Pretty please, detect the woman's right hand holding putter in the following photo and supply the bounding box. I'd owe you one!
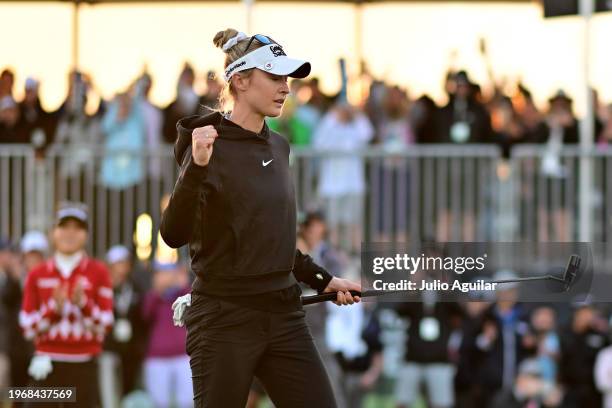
[192,125,218,166]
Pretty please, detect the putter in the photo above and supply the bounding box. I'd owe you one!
[301,254,582,306]
[494,254,581,292]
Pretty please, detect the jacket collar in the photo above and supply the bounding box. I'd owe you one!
[219,113,270,141]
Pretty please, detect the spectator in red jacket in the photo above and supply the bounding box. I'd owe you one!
[19,202,113,408]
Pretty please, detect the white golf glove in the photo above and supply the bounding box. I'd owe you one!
[28,355,53,381]
[172,294,191,327]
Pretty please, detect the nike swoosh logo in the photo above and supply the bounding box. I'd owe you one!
[262,159,273,167]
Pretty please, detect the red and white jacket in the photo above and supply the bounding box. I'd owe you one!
[19,255,114,361]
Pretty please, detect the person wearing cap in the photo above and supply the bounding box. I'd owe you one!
[0,231,49,389]
[20,77,55,157]
[469,270,530,407]
[198,70,223,112]
[437,70,492,145]
[52,71,99,182]
[99,245,146,408]
[19,202,113,407]
[532,90,579,242]
[20,230,49,272]
[160,28,361,407]
[141,260,192,408]
[297,211,350,407]
[434,70,492,242]
[393,244,463,408]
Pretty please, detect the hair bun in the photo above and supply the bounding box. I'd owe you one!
[213,28,239,53]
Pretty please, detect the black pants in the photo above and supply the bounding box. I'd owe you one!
[185,293,337,408]
[22,359,100,408]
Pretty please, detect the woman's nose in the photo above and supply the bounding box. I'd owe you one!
[281,81,290,93]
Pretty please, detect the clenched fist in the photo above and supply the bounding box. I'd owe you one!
[192,125,218,166]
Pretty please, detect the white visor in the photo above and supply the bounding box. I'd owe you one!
[224,43,311,81]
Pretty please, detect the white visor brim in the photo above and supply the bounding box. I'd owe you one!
[224,44,311,81]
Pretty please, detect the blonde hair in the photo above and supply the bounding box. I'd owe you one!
[208,28,267,113]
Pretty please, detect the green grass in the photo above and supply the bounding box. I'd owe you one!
[257,392,428,408]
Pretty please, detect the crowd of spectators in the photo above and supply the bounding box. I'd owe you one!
[1,209,612,407]
[3,64,612,247]
[3,64,612,161]
[3,62,612,407]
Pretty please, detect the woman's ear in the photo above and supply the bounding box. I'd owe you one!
[232,73,250,93]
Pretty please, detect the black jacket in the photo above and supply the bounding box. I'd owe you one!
[436,97,493,144]
[559,327,607,407]
[160,111,333,296]
[472,304,530,393]
[396,301,463,363]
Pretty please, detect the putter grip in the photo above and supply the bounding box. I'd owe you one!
[301,290,362,305]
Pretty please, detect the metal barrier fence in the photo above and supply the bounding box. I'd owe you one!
[43,144,181,258]
[2,142,609,258]
[291,145,504,251]
[508,145,612,243]
[0,145,35,243]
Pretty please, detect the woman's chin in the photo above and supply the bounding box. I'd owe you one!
[266,106,283,118]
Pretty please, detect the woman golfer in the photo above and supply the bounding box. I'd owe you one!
[160,28,361,408]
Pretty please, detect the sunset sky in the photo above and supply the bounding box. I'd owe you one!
[1,1,611,115]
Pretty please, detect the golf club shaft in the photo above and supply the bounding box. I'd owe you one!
[301,275,570,305]
[493,275,565,284]
[301,289,402,305]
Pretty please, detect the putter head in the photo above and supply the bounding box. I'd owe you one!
[563,254,581,292]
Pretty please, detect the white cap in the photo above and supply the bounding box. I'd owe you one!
[20,231,49,254]
[25,77,39,90]
[223,42,310,81]
[106,245,131,264]
[56,201,88,228]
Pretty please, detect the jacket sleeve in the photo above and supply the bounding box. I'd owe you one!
[19,269,62,340]
[83,263,114,337]
[160,145,215,248]
[292,249,333,293]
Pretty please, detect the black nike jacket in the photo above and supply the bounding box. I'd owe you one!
[160,111,333,296]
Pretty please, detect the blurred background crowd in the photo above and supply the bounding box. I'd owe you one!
[2,4,612,406]
[2,61,612,160]
[2,210,612,408]
[2,60,612,250]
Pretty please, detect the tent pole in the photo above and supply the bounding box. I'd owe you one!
[243,0,254,33]
[73,0,80,70]
[578,0,594,242]
[355,1,363,65]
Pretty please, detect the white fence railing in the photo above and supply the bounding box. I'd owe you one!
[1,143,608,258]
